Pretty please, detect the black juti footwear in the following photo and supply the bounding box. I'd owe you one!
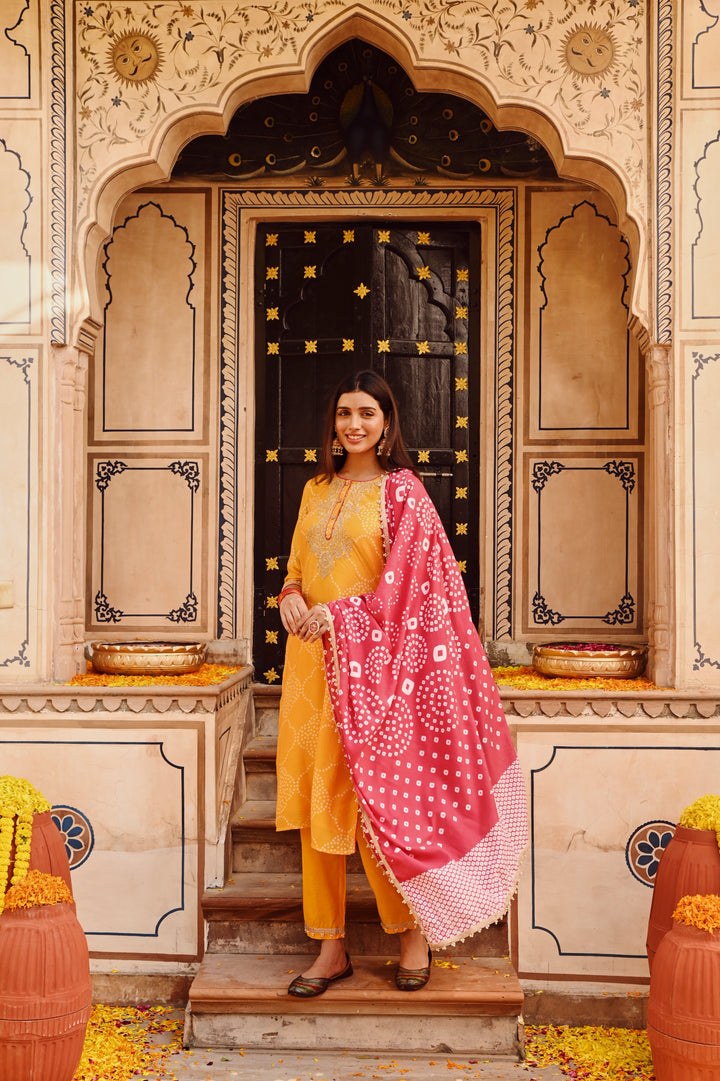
[287,953,353,998]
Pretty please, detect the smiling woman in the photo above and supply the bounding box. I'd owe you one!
[275,368,527,997]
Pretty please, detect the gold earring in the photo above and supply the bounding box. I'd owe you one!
[377,427,389,456]
[332,433,344,456]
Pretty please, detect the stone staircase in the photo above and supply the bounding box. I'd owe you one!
[185,688,524,1055]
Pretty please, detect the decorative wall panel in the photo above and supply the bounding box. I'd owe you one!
[0,1,36,102]
[685,0,720,92]
[95,194,208,441]
[690,130,720,321]
[527,192,639,442]
[88,454,207,631]
[518,731,720,980]
[0,725,200,959]
[692,349,720,670]
[0,125,41,332]
[0,350,37,670]
[525,454,641,633]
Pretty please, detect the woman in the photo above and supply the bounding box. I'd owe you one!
[277,370,527,999]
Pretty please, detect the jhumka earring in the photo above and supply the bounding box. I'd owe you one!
[376,427,389,456]
[332,433,344,456]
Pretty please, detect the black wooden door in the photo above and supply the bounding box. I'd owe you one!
[254,221,480,683]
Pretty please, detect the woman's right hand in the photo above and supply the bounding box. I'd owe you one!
[280,591,309,636]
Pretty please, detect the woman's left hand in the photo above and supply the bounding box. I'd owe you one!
[296,604,331,643]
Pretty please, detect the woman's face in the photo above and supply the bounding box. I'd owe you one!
[335,391,387,457]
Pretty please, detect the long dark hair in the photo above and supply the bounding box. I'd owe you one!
[317,370,418,480]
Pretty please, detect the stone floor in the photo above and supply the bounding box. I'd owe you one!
[153,1046,565,1080]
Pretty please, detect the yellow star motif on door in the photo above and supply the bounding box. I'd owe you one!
[417,231,431,245]
[417,450,430,463]
[354,283,370,298]
[266,595,279,609]
[342,338,355,352]
[304,265,316,278]
[455,449,468,463]
[343,230,355,243]
[455,341,468,355]
[457,559,467,574]
[377,340,390,353]
[264,667,279,683]
[456,523,468,535]
[378,229,390,243]
[417,341,430,354]
[455,376,468,391]
[266,449,278,462]
[456,486,468,499]
[267,342,279,355]
[456,305,468,319]
[457,268,469,281]
[305,340,317,353]
[265,556,279,570]
[304,448,317,462]
[266,307,279,320]
[266,234,278,246]
[456,415,468,428]
[265,630,278,645]
[266,266,279,279]
[304,230,316,243]
[417,266,431,280]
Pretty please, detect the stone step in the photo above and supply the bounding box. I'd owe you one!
[242,737,278,802]
[187,952,524,1054]
[202,873,508,957]
[231,801,363,873]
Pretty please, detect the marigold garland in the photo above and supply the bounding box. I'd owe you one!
[0,775,51,915]
[3,868,73,911]
[672,892,720,934]
[65,662,241,688]
[679,793,720,853]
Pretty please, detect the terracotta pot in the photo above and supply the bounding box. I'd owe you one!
[648,919,720,1080]
[0,901,91,1081]
[646,826,720,970]
[7,811,72,892]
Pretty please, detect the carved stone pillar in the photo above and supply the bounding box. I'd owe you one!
[53,339,91,680]
[646,342,673,686]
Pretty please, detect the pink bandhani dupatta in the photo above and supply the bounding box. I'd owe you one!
[322,469,527,947]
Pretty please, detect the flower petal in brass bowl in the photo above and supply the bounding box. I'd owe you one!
[532,642,648,679]
[89,641,207,676]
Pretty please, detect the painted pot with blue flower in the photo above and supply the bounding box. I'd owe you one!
[647,825,720,971]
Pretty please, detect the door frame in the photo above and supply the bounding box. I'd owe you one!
[219,187,516,657]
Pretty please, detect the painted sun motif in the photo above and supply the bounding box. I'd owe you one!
[562,23,617,80]
[109,31,162,85]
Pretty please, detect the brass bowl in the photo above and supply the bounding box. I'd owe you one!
[89,641,207,676]
[532,643,648,680]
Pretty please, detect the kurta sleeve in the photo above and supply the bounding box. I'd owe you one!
[284,478,315,587]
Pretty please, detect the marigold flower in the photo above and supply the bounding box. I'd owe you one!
[4,868,73,910]
[672,893,720,933]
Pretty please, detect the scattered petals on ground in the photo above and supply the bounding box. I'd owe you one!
[525,1025,655,1080]
[72,1004,184,1080]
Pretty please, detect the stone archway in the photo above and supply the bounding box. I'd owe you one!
[60,3,668,683]
[74,4,647,336]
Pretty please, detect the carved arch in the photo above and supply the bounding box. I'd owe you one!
[76,5,643,342]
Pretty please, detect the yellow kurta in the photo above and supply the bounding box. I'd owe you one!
[276,474,385,854]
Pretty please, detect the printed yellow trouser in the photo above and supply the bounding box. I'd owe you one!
[300,820,416,940]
